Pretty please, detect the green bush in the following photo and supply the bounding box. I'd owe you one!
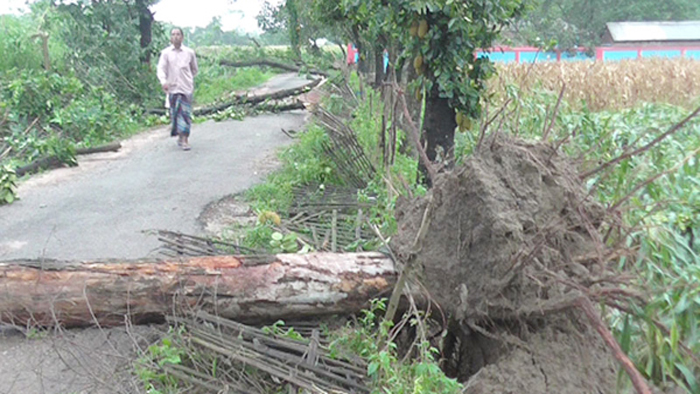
[329,299,463,394]
[51,87,139,145]
[0,165,18,205]
[45,1,164,104]
[1,70,138,148]
[1,69,82,119]
[0,15,44,72]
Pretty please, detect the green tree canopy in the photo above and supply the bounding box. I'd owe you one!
[515,0,700,49]
[258,0,525,185]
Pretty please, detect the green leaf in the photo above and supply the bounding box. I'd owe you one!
[367,361,379,376]
[159,354,181,366]
[675,363,698,393]
[670,323,679,355]
[619,315,632,354]
[448,18,457,30]
[271,232,284,241]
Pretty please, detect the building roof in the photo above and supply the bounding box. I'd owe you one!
[606,21,700,42]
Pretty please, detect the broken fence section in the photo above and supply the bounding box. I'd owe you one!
[164,311,371,394]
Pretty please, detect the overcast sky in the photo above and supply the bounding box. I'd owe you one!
[152,0,274,33]
[0,0,277,33]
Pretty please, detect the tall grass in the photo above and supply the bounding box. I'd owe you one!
[492,58,700,111]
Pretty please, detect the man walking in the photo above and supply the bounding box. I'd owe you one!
[157,27,198,151]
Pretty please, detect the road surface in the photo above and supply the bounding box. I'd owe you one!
[0,73,311,261]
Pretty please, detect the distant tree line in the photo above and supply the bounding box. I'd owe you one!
[512,0,700,49]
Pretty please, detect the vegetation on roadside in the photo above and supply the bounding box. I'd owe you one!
[328,299,462,394]
[134,326,187,394]
[137,300,463,394]
[236,84,421,252]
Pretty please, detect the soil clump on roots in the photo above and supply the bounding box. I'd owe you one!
[391,134,619,393]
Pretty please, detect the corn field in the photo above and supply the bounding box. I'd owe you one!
[492,58,700,111]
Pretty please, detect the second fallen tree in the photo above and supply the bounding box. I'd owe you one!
[0,252,396,329]
[146,78,322,117]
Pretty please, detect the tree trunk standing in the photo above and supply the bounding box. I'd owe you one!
[352,27,368,76]
[419,83,457,187]
[384,46,401,166]
[395,58,421,161]
[394,44,406,84]
[387,45,399,83]
[287,0,302,61]
[31,32,51,71]
[373,46,385,87]
[136,0,154,64]
[0,253,396,329]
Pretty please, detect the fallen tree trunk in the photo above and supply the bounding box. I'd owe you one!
[219,59,330,77]
[198,78,322,116]
[147,78,322,116]
[15,156,64,177]
[0,252,396,329]
[220,59,302,73]
[15,142,122,177]
[75,142,122,156]
[254,101,306,113]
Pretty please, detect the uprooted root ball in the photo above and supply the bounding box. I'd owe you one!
[392,134,618,393]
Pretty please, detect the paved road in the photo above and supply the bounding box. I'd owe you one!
[0,73,311,261]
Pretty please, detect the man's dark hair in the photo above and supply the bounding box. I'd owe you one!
[171,27,184,36]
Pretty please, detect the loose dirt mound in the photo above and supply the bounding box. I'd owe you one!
[392,134,618,393]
